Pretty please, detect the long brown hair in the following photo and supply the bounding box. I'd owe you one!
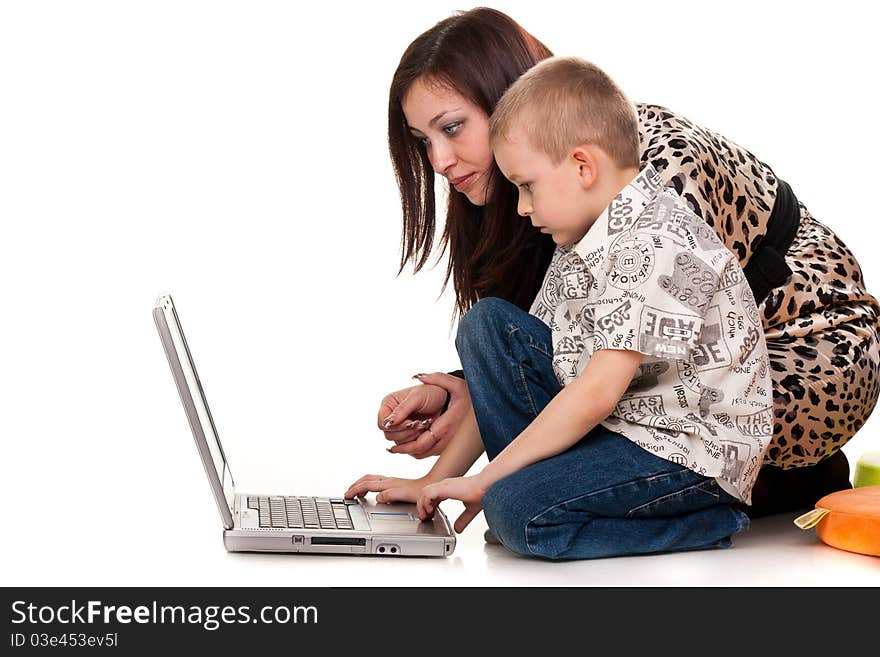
[388,7,556,319]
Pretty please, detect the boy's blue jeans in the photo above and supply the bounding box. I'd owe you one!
[456,297,750,560]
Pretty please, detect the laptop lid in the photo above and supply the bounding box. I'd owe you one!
[153,294,236,530]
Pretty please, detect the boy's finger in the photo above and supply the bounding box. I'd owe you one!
[420,489,438,517]
[454,506,480,533]
[417,495,432,520]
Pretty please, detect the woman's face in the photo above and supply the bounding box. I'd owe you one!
[402,76,495,206]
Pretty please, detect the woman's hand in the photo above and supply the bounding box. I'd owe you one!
[344,474,436,504]
[378,372,472,459]
[417,475,488,534]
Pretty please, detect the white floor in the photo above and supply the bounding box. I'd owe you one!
[209,510,880,587]
[7,354,880,588]
[7,413,880,588]
[10,502,876,588]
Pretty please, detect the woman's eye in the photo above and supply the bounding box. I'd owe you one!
[443,122,462,136]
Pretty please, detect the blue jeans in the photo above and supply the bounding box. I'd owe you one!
[456,297,750,560]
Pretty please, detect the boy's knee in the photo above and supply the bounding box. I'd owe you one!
[482,476,532,557]
[483,476,594,561]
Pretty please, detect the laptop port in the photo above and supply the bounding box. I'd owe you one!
[310,537,366,546]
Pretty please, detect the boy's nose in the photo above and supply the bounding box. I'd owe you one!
[517,200,532,217]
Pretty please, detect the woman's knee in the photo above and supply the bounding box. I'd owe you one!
[455,297,517,353]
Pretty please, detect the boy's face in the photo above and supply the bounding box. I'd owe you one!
[492,129,595,246]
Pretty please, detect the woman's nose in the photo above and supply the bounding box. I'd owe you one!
[429,140,456,173]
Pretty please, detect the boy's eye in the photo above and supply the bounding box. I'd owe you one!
[519,183,531,192]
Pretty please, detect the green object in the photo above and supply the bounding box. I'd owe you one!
[853,451,880,488]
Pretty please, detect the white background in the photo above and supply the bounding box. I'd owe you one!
[2,0,879,586]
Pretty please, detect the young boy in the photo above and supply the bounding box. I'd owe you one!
[346,56,771,559]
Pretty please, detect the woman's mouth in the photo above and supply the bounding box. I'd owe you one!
[451,173,478,192]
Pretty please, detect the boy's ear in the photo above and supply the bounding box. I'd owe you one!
[570,145,599,190]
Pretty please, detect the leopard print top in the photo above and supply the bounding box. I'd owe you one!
[637,104,777,267]
[636,103,880,468]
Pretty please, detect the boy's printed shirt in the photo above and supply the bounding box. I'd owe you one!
[529,164,772,503]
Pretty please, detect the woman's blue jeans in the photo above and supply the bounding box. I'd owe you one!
[456,297,750,560]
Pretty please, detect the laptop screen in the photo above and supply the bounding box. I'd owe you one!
[154,295,235,529]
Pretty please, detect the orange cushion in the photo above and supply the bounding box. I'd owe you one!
[806,487,880,557]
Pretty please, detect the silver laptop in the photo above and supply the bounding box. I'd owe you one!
[153,293,456,557]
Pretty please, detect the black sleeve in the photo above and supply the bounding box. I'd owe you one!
[442,370,464,413]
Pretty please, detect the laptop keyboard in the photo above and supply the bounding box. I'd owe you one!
[247,496,355,530]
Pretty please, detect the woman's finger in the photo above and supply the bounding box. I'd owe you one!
[388,429,437,456]
[383,418,433,442]
[378,388,433,431]
[376,400,396,428]
[382,422,429,435]
[414,372,467,394]
[383,429,420,446]
[379,411,434,440]
[409,416,452,455]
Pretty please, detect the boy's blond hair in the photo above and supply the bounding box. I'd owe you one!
[489,56,640,168]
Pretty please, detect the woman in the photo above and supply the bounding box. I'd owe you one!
[372,7,880,518]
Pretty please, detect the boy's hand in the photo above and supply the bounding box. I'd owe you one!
[344,474,434,504]
[417,475,488,534]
